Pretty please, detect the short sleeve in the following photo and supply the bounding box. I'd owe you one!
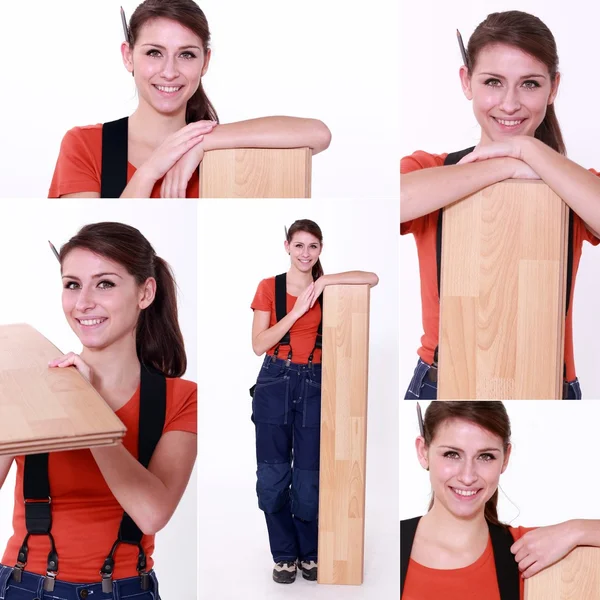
[163,378,197,435]
[582,169,600,246]
[401,151,447,236]
[48,126,103,198]
[251,278,274,312]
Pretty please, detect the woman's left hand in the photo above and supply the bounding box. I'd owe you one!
[310,276,326,308]
[511,522,579,578]
[48,352,93,385]
[458,137,527,165]
[160,140,205,198]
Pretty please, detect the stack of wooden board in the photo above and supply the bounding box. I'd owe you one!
[200,148,312,197]
[439,180,569,399]
[318,284,370,585]
[0,324,126,455]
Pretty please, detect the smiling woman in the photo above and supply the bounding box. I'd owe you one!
[47,0,331,199]
[400,10,600,400]
[0,222,196,600]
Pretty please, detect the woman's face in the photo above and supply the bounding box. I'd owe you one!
[61,248,154,351]
[285,232,322,275]
[417,417,511,520]
[122,17,210,118]
[460,43,560,145]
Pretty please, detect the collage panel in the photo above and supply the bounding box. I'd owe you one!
[0,200,197,598]
[197,198,399,598]
[400,1,600,400]
[400,400,600,599]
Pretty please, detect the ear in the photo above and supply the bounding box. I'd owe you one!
[139,277,157,310]
[548,72,560,106]
[201,48,211,78]
[416,436,429,471]
[284,240,290,254]
[500,443,512,474]
[459,65,473,100]
[121,42,134,75]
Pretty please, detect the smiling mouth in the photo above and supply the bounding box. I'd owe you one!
[493,117,525,128]
[153,84,183,94]
[76,318,107,327]
[450,486,482,499]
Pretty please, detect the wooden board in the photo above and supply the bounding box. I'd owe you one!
[318,285,370,585]
[200,148,311,198]
[0,324,126,455]
[525,547,600,599]
[438,180,569,399]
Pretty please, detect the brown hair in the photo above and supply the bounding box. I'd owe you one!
[466,11,565,154]
[60,222,186,377]
[285,219,324,280]
[127,0,219,124]
[423,401,511,527]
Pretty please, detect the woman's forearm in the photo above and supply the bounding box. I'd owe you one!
[570,519,600,547]
[120,167,157,198]
[204,117,332,155]
[401,157,517,223]
[0,456,14,490]
[253,311,300,356]
[320,271,379,288]
[520,137,600,237]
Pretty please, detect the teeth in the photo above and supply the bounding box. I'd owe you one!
[156,85,181,93]
[453,488,478,497]
[496,119,522,126]
[79,319,105,326]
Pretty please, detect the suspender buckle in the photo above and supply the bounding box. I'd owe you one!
[140,571,150,591]
[43,571,57,592]
[101,572,113,593]
[12,563,24,583]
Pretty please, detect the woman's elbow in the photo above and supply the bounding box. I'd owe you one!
[139,511,171,536]
[311,120,332,154]
[370,273,380,287]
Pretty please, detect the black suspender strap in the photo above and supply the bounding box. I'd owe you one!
[14,454,59,591]
[400,516,420,597]
[400,516,519,599]
[434,147,574,395]
[100,364,166,592]
[308,294,324,365]
[100,117,129,198]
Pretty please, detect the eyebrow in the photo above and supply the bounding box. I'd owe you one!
[141,43,202,51]
[479,72,547,80]
[438,445,502,453]
[61,272,123,280]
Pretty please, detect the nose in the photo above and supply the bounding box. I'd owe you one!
[498,86,521,114]
[75,287,96,312]
[160,55,179,80]
[457,460,478,486]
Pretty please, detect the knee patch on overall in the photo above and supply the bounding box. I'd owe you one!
[291,468,319,522]
[256,462,292,514]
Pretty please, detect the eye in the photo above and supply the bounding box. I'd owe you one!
[64,281,80,290]
[97,280,115,289]
[479,453,496,461]
[443,451,460,460]
[484,78,502,87]
[180,51,197,59]
[523,80,541,89]
[146,49,162,58]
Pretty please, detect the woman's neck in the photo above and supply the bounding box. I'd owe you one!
[286,265,314,287]
[129,100,187,150]
[422,501,489,548]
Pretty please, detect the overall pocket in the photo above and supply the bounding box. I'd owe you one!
[253,369,290,425]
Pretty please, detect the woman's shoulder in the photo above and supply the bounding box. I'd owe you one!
[59,123,104,154]
[166,377,197,399]
[401,150,449,174]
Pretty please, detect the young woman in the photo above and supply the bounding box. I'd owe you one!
[401,10,600,399]
[0,222,196,599]
[401,401,600,599]
[250,219,378,584]
[48,0,331,199]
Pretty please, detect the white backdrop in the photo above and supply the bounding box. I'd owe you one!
[400,0,600,397]
[0,200,197,598]
[197,199,399,599]
[400,401,600,525]
[0,0,399,201]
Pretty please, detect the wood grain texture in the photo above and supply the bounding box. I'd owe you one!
[0,324,126,455]
[318,285,370,585]
[525,547,600,599]
[438,181,568,399]
[199,148,311,197]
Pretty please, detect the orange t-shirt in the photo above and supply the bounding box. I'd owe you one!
[400,150,600,382]
[48,124,200,198]
[251,276,322,364]
[403,526,535,600]
[2,377,197,583]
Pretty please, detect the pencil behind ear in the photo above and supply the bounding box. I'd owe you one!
[120,6,130,43]
[456,29,469,68]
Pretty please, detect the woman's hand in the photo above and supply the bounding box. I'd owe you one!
[458,137,527,164]
[511,522,579,579]
[160,138,206,198]
[291,283,315,319]
[310,276,327,308]
[48,352,93,385]
[138,120,216,184]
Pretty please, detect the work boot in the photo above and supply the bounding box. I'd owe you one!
[298,559,318,581]
[272,560,297,584]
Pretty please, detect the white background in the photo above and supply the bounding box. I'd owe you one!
[0,200,197,598]
[400,401,600,525]
[400,0,600,397]
[0,0,399,200]
[197,199,399,599]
